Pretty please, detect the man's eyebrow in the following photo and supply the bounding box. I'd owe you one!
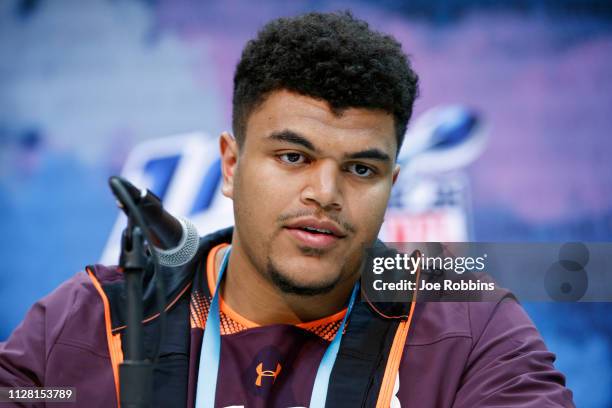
[267,130,392,163]
[344,148,392,163]
[267,130,318,152]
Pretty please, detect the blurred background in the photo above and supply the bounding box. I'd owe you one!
[1,0,611,405]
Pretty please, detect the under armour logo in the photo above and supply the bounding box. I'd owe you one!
[255,362,282,387]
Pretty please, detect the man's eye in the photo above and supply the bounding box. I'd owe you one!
[348,163,375,177]
[279,152,306,164]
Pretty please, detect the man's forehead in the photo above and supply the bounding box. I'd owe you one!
[244,90,397,155]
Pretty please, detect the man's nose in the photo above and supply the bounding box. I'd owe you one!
[300,160,343,211]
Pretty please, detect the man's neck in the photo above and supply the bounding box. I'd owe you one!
[214,244,357,326]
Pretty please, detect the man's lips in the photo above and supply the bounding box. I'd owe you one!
[283,218,347,249]
[285,228,341,249]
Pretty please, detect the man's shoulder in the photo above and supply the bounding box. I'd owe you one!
[397,298,573,406]
[1,268,115,361]
[406,293,520,347]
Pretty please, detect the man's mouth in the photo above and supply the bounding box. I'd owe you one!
[284,218,347,249]
[299,226,335,235]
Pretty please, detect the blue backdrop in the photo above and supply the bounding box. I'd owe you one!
[1,0,611,405]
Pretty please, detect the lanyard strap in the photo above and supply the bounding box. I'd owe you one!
[194,245,229,408]
[309,280,359,408]
[195,246,360,408]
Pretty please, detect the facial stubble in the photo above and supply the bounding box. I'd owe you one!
[266,253,341,296]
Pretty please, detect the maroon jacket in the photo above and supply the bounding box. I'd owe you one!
[0,228,574,407]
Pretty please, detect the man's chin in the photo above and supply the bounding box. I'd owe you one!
[267,259,340,296]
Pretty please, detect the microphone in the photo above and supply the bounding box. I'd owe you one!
[108,176,200,267]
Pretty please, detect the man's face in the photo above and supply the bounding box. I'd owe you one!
[220,89,399,295]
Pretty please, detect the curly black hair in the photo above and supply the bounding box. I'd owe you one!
[232,11,419,154]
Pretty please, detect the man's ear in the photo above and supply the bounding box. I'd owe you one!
[220,131,239,199]
[392,164,401,185]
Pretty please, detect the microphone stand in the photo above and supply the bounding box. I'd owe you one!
[109,176,169,407]
[118,219,153,408]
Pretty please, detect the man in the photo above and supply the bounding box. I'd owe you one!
[0,11,573,407]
